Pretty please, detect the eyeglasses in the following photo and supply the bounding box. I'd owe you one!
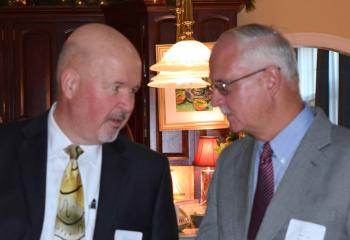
[210,67,271,96]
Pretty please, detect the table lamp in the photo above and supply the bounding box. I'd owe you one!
[193,136,218,204]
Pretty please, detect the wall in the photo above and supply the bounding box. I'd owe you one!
[237,0,350,40]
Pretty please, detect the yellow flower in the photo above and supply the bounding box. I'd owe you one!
[215,141,232,154]
[215,131,246,154]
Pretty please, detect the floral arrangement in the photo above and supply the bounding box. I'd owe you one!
[215,131,246,154]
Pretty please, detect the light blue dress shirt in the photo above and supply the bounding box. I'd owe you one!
[253,104,314,193]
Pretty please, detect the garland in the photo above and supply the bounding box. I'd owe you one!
[245,0,256,12]
[3,0,105,6]
[2,0,256,9]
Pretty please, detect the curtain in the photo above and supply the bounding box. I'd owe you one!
[297,48,317,104]
[338,54,350,127]
[315,49,329,117]
[328,51,339,124]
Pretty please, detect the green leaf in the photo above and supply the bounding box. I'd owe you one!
[245,0,256,12]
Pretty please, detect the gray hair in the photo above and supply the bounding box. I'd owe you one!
[226,24,299,90]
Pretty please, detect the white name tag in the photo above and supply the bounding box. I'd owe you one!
[114,229,143,240]
[285,219,326,240]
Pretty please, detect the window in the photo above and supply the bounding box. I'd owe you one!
[297,47,339,124]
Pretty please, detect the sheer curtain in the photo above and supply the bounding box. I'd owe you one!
[328,51,339,124]
[297,48,317,105]
[297,47,339,124]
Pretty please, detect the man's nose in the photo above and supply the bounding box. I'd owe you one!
[116,89,135,112]
[211,88,224,107]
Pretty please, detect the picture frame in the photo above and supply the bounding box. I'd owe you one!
[155,43,229,131]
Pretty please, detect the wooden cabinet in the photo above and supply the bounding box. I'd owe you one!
[0,7,104,122]
[150,1,243,164]
[0,2,244,160]
[103,0,244,162]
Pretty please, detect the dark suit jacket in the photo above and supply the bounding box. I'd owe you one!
[0,113,178,240]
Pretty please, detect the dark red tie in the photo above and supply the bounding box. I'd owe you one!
[247,142,274,240]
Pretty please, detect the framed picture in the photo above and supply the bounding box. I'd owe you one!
[155,43,229,131]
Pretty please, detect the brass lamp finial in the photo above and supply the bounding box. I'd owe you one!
[176,0,195,41]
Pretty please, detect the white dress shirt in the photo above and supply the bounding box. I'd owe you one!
[40,103,102,240]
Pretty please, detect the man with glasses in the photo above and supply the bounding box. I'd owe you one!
[197,24,350,240]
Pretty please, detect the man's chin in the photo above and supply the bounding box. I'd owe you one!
[228,120,243,133]
[97,128,120,143]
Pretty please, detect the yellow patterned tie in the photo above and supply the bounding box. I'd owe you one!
[54,144,85,240]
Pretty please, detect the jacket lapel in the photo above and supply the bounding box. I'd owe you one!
[257,108,332,240]
[237,138,256,240]
[93,139,128,240]
[19,114,48,239]
[227,137,255,240]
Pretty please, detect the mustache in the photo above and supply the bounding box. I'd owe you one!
[106,111,129,122]
[219,106,231,115]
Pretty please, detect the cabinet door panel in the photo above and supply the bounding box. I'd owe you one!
[0,7,105,122]
[11,23,56,120]
[193,8,237,42]
[0,25,7,123]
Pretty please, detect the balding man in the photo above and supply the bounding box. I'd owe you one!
[197,24,350,240]
[0,23,178,240]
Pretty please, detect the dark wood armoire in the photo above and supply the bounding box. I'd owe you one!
[0,6,105,123]
[0,0,245,163]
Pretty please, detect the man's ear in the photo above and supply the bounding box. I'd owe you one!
[60,68,80,99]
[265,66,281,97]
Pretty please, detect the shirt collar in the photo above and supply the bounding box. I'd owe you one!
[48,102,101,164]
[257,104,314,163]
[48,103,72,158]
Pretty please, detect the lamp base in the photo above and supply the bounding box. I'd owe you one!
[200,167,214,204]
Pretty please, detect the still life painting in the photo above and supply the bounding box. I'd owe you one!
[154,43,229,131]
[175,88,213,112]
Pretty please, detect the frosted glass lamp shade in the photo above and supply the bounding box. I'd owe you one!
[150,40,211,72]
[147,71,210,89]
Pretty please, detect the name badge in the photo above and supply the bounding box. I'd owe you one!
[285,219,326,240]
[114,229,143,240]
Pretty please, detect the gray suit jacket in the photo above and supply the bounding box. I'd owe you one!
[197,107,350,240]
